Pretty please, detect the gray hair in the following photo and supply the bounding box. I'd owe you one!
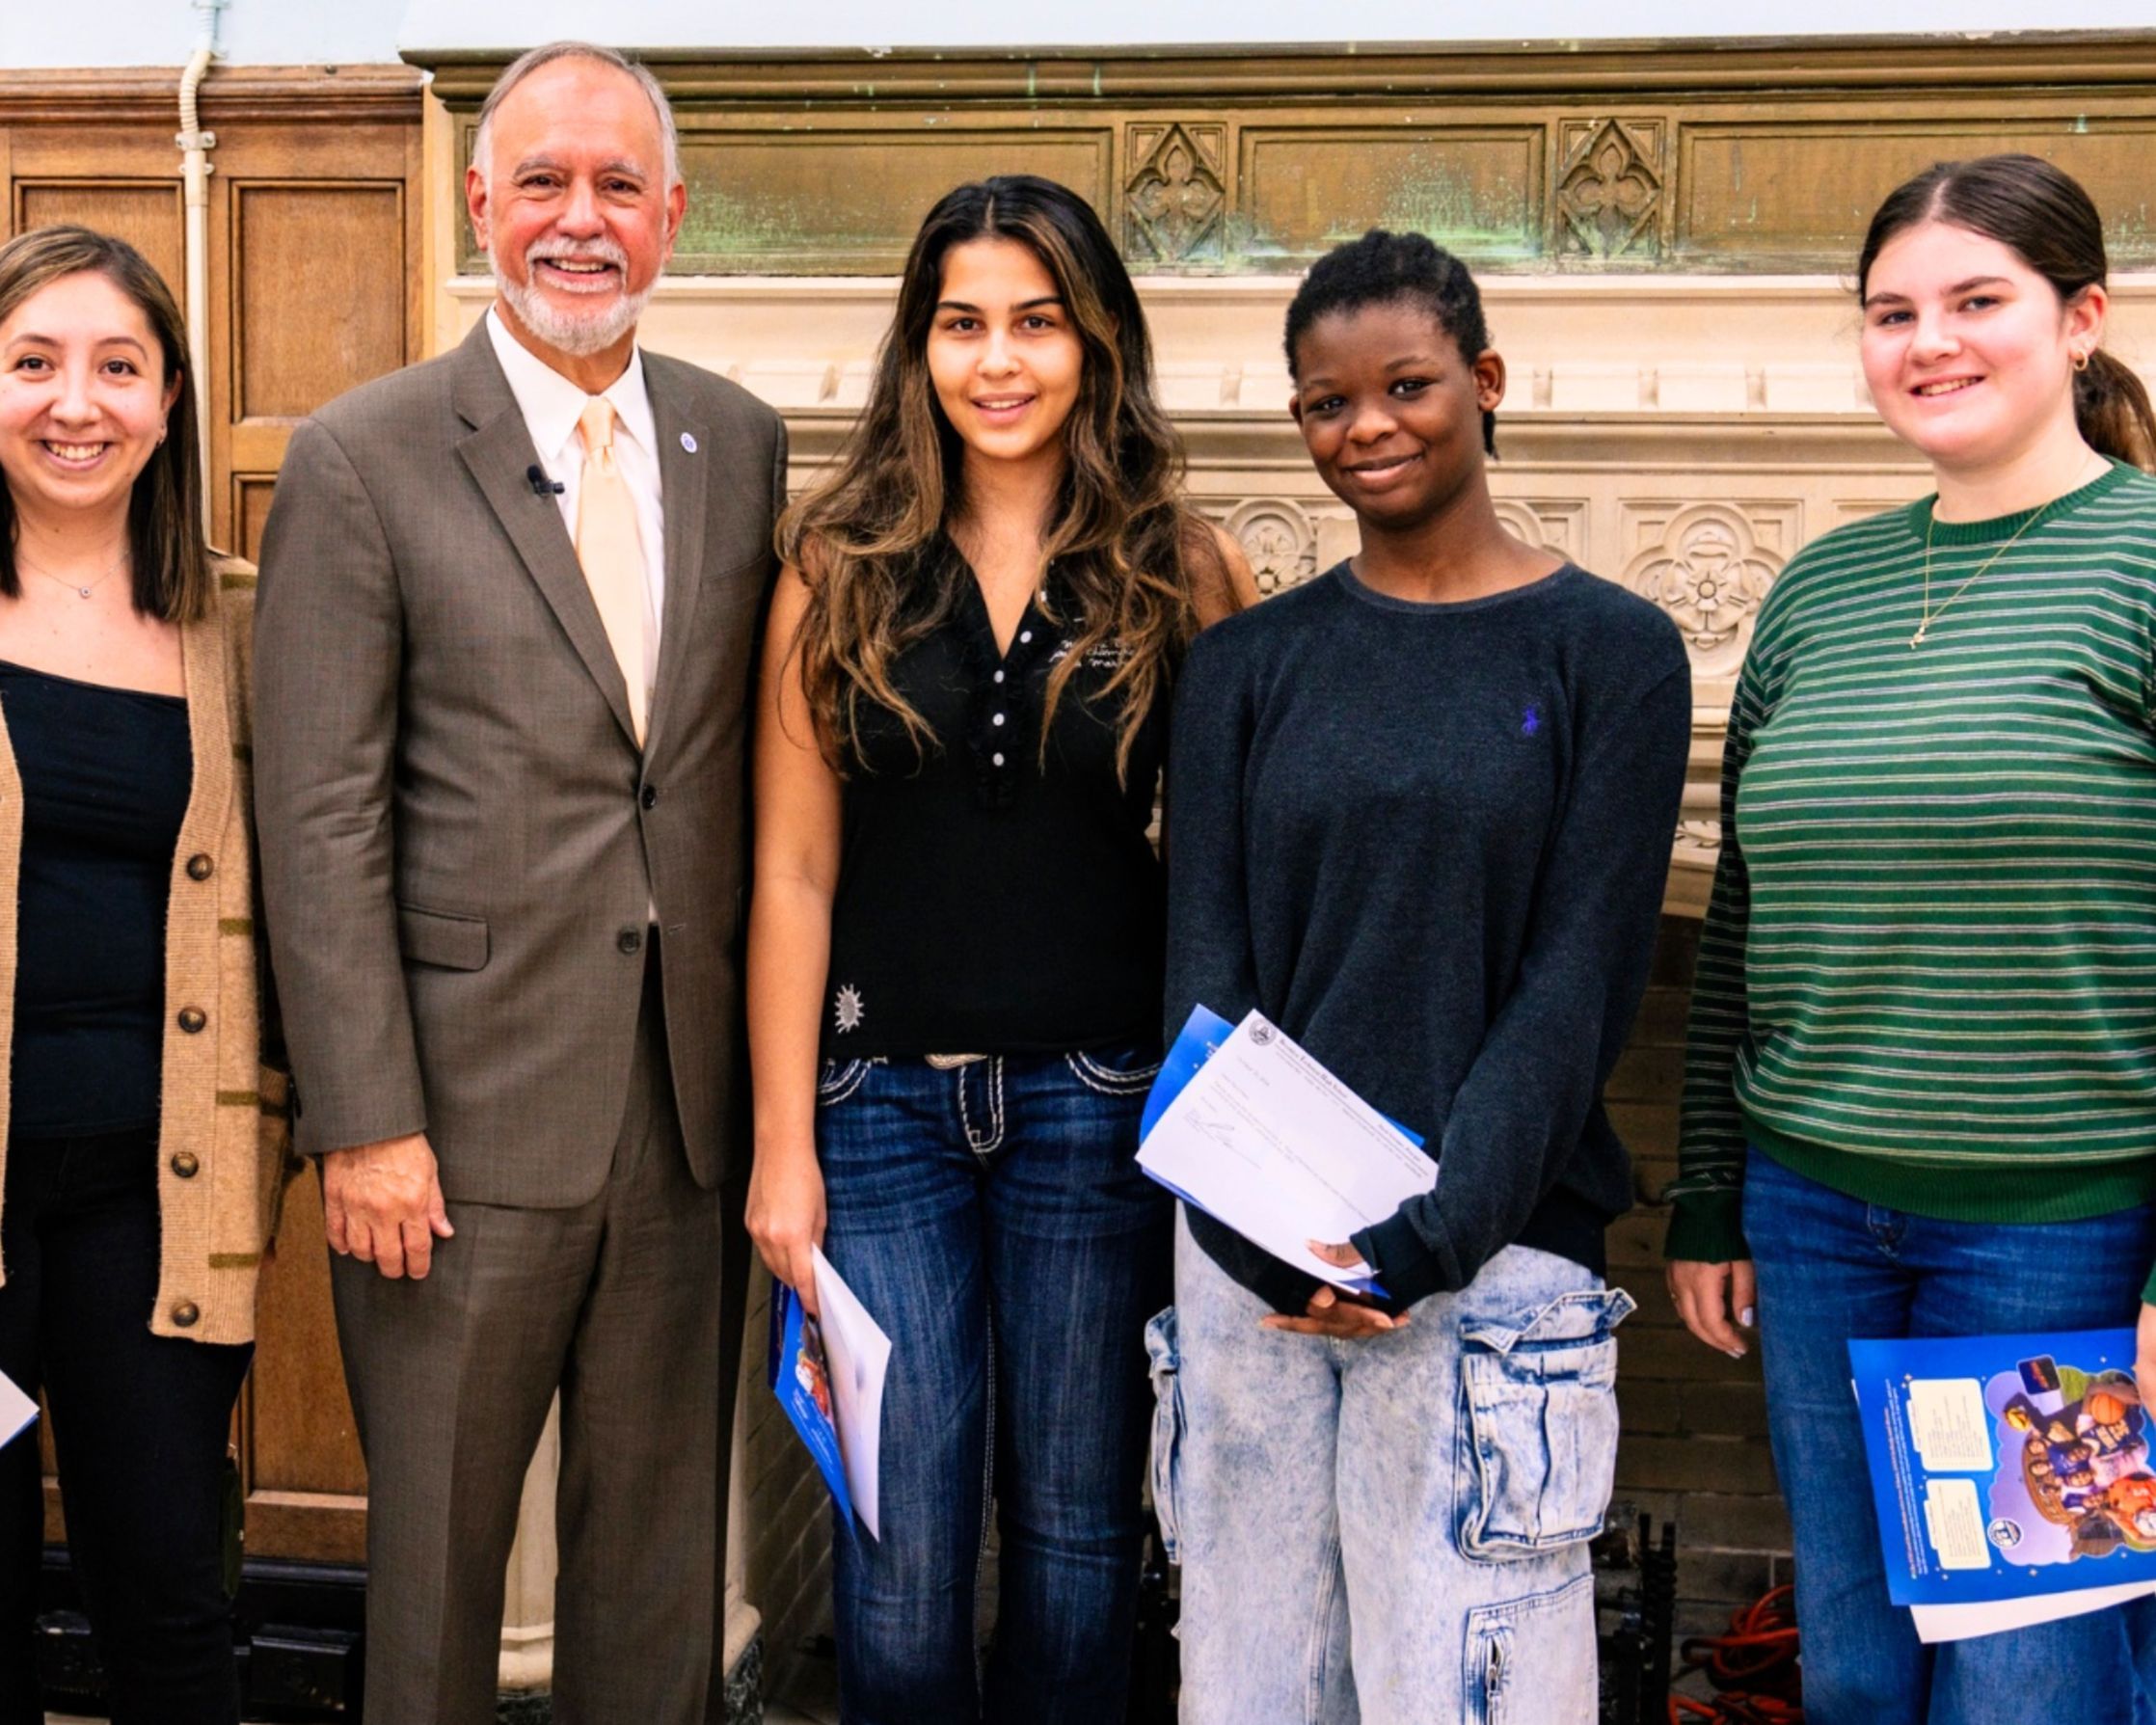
[472,40,683,191]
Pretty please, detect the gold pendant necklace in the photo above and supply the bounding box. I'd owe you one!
[1910,495,2062,649]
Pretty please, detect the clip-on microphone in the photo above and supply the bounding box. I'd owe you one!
[526,465,566,497]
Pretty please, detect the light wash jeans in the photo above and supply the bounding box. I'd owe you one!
[1152,1206,1631,1725]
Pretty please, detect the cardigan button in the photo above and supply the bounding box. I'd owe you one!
[172,1302,200,1329]
[616,928,643,955]
[186,852,214,881]
[177,1008,207,1034]
[171,1151,200,1179]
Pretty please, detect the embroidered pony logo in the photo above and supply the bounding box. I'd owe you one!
[1522,704,1542,738]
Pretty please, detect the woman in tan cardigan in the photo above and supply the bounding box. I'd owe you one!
[0,226,288,1725]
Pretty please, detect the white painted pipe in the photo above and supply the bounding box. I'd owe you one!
[176,0,225,536]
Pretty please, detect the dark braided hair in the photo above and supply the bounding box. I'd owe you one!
[1283,229,1496,455]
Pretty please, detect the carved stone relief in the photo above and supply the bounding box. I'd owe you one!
[1223,498,1319,593]
[1622,500,1797,679]
[1555,119,1664,261]
[1492,498,1587,563]
[1125,122,1227,264]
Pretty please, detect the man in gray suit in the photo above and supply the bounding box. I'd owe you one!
[254,41,781,1724]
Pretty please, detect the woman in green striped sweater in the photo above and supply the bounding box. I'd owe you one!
[1667,154,2156,1721]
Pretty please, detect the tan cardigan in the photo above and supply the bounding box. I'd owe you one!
[0,558,292,1344]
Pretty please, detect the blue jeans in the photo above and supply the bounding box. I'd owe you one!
[815,1040,1171,1725]
[1157,1208,1630,1725]
[1743,1146,2156,1725]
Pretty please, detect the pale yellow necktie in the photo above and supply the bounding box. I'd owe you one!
[575,397,651,744]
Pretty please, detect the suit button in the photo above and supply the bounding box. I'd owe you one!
[640,785,659,810]
[172,1302,200,1329]
[171,1151,200,1178]
[177,1007,207,1034]
[186,852,213,881]
[617,928,643,955]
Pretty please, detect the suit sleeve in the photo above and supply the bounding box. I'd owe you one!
[1351,660,1693,1306]
[253,417,428,1155]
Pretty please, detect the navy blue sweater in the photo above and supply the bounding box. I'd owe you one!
[1164,560,1691,1311]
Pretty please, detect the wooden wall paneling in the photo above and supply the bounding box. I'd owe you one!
[12,180,185,292]
[231,180,408,419]
[243,1165,368,1563]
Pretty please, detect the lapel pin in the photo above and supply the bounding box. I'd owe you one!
[680,431,698,453]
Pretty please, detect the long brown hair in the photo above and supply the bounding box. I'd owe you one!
[1857,153,2156,472]
[0,225,213,621]
[778,175,1216,777]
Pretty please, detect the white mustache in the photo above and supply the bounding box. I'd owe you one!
[526,240,628,269]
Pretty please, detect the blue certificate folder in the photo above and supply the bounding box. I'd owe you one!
[1139,1005,1424,1297]
[1849,1328,2156,1606]
[768,1283,857,1534]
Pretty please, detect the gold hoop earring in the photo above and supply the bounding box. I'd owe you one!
[2073,350,2092,373]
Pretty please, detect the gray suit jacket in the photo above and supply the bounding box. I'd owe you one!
[255,319,784,1205]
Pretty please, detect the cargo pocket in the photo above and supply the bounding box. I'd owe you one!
[1457,1283,1632,1563]
[1144,1305,1186,1563]
[1462,1572,1596,1724]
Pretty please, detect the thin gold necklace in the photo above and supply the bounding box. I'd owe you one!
[1909,464,2101,649]
[15,544,127,602]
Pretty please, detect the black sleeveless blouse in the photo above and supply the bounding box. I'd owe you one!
[820,542,1170,1059]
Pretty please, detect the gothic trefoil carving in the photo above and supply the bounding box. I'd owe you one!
[1125,123,1227,264]
[1556,119,1663,260]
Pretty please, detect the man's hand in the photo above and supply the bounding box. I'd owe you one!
[323,1133,454,1280]
[1667,1258,1757,1360]
[2136,1302,2156,1414]
[1260,1241,1406,1338]
[745,1144,826,1320]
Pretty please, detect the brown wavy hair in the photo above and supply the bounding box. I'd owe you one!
[0,225,212,620]
[1858,153,2156,472]
[778,175,1215,777]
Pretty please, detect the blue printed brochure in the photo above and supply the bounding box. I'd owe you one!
[768,1245,891,1542]
[1849,1328,2156,1640]
[769,1282,856,1533]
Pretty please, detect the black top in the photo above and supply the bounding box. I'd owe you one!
[1,660,192,1136]
[1164,562,1691,1312]
[822,540,1171,1058]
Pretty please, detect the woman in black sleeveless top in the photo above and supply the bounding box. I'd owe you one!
[746,175,1252,1724]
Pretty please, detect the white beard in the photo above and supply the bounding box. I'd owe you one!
[491,247,656,358]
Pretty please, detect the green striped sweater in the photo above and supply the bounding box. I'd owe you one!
[1668,462,2156,1300]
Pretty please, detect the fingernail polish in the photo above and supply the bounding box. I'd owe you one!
[1739,1307,1756,1328]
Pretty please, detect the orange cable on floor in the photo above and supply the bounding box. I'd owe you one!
[1666,1584,1803,1725]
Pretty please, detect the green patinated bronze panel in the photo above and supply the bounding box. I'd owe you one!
[428,40,2156,277]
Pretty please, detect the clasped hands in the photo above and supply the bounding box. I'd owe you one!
[323,1131,455,1280]
[1260,1239,1407,1337]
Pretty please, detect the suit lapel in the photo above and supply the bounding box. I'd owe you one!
[645,367,708,761]
[450,323,639,749]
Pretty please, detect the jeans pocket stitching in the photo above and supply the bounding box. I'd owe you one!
[816,1059,877,1105]
[1066,1049,1164,1095]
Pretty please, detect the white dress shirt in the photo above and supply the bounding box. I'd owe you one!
[485,308,667,696]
